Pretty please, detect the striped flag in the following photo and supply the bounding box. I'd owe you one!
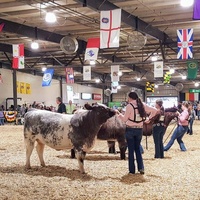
[0,23,4,32]
[177,29,193,60]
[66,68,74,84]
[193,0,200,20]
[100,9,121,49]
[42,69,54,87]
[12,44,25,69]
[85,38,100,61]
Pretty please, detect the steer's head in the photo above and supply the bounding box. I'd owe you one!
[84,103,116,123]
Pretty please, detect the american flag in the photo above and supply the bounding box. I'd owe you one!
[177,28,193,60]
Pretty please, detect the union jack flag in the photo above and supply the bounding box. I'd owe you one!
[177,28,193,60]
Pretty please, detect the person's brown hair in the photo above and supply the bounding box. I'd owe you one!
[128,92,146,118]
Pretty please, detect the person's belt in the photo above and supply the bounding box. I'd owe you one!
[152,122,164,127]
[126,125,143,129]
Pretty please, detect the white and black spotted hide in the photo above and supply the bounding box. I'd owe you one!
[24,104,116,174]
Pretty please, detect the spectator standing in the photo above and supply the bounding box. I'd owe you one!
[0,108,5,125]
[66,100,76,114]
[56,97,66,114]
[187,102,196,135]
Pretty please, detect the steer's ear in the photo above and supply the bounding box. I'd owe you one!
[84,103,93,110]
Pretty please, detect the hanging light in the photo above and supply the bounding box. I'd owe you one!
[42,67,47,72]
[180,0,194,7]
[151,56,158,62]
[182,75,187,79]
[136,77,141,81]
[169,68,175,74]
[90,60,95,65]
[31,41,39,49]
[45,12,57,23]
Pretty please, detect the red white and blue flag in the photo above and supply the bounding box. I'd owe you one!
[177,28,193,60]
[100,9,121,49]
[84,38,100,61]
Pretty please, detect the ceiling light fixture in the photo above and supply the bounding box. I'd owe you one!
[180,0,194,7]
[117,85,121,89]
[169,68,175,74]
[136,77,141,81]
[95,79,100,83]
[151,56,158,62]
[31,41,39,49]
[182,75,187,79]
[45,12,57,23]
[194,82,199,87]
[42,67,47,72]
[155,84,158,88]
[118,71,122,76]
[90,60,95,65]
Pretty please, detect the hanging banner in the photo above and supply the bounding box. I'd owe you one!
[42,69,54,87]
[20,82,26,94]
[111,82,118,93]
[84,38,100,61]
[154,61,163,78]
[177,29,193,60]
[12,44,25,69]
[66,68,74,84]
[0,23,5,32]
[111,65,119,82]
[146,82,154,93]
[83,65,91,80]
[193,0,200,20]
[100,9,121,49]
[26,83,31,94]
[187,60,198,80]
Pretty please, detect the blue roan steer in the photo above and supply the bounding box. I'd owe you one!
[24,104,116,173]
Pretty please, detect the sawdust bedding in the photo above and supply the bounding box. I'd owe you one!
[0,120,200,200]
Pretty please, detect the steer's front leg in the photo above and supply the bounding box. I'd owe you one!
[76,150,86,174]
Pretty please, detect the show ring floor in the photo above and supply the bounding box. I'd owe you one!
[0,120,200,200]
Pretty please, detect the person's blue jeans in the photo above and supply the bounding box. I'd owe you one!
[164,125,188,151]
[188,119,194,134]
[153,125,166,158]
[125,127,144,174]
[0,118,4,125]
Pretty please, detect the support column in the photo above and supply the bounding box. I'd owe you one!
[59,77,63,99]
[12,69,17,110]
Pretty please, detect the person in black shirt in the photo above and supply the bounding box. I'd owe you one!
[56,97,66,114]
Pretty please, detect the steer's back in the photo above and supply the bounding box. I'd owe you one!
[24,109,73,150]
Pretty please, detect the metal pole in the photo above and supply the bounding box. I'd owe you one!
[12,69,17,111]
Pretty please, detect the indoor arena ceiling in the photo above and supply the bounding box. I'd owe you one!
[0,0,200,91]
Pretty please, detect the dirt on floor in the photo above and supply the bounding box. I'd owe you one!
[0,120,200,200]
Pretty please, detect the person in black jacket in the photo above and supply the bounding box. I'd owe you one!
[56,97,66,114]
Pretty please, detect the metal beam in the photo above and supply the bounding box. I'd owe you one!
[0,18,87,53]
[75,0,174,44]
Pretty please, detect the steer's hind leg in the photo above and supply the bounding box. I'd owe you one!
[76,150,86,174]
[24,139,35,169]
[36,140,45,167]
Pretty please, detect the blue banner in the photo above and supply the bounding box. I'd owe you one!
[42,69,54,87]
